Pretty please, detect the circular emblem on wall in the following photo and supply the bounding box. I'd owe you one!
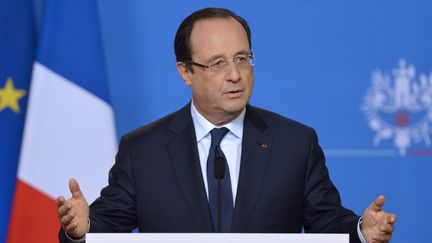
[362,59,432,156]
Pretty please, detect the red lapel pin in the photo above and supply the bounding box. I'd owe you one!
[259,143,268,149]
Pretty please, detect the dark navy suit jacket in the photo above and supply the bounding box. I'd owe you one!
[60,104,361,242]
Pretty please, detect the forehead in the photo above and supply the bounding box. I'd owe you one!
[190,17,250,60]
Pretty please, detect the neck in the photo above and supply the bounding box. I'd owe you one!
[192,102,242,126]
[202,110,240,126]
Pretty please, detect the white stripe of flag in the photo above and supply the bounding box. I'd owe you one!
[7,1,117,242]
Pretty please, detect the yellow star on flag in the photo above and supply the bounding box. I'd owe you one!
[0,77,27,114]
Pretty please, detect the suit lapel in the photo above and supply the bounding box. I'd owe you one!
[231,105,273,232]
[166,104,214,232]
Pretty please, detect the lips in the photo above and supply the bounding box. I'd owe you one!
[224,89,243,98]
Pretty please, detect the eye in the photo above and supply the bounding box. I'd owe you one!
[235,55,248,63]
[211,59,226,68]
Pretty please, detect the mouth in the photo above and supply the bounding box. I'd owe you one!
[224,89,243,98]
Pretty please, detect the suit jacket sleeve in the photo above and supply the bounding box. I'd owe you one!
[303,128,361,243]
[89,134,138,232]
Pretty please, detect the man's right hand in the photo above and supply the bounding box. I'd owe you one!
[56,178,90,239]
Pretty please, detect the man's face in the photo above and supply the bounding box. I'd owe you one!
[177,17,254,125]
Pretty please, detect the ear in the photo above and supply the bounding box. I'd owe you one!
[176,62,192,86]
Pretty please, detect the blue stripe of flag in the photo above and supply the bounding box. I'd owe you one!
[37,0,110,104]
[0,0,36,242]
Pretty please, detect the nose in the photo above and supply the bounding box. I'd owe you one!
[225,61,241,83]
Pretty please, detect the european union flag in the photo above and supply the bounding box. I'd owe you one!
[0,0,36,241]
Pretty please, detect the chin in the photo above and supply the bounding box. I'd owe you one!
[223,101,248,114]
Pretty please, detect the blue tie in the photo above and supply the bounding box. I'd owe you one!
[207,127,234,232]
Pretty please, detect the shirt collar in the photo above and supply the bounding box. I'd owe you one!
[191,101,245,142]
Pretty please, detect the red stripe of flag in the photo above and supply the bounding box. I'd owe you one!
[7,179,59,243]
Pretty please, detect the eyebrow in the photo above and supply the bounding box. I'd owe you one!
[235,50,252,56]
[206,50,252,62]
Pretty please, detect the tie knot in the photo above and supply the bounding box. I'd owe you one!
[210,127,229,146]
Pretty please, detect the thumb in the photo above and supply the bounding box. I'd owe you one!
[368,195,385,212]
[69,178,84,199]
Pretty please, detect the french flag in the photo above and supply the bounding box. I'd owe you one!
[7,1,117,242]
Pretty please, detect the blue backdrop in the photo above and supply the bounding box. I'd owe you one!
[98,1,432,242]
[2,1,431,242]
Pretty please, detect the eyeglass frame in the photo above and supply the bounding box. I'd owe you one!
[185,52,255,73]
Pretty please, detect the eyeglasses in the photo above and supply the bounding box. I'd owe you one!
[187,53,255,73]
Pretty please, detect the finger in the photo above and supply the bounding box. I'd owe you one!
[66,220,78,233]
[368,195,385,212]
[380,222,395,234]
[69,178,84,199]
[58,204,71,217]
[56,196,65,207]
[385,213,397,224]
[60,213,74,226]
[372,232,392,242]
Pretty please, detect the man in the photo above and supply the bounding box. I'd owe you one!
[57,8,396,243]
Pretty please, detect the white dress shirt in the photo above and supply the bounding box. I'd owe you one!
[190,101,245,205]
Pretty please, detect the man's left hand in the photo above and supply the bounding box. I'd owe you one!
[361,195,396,243]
